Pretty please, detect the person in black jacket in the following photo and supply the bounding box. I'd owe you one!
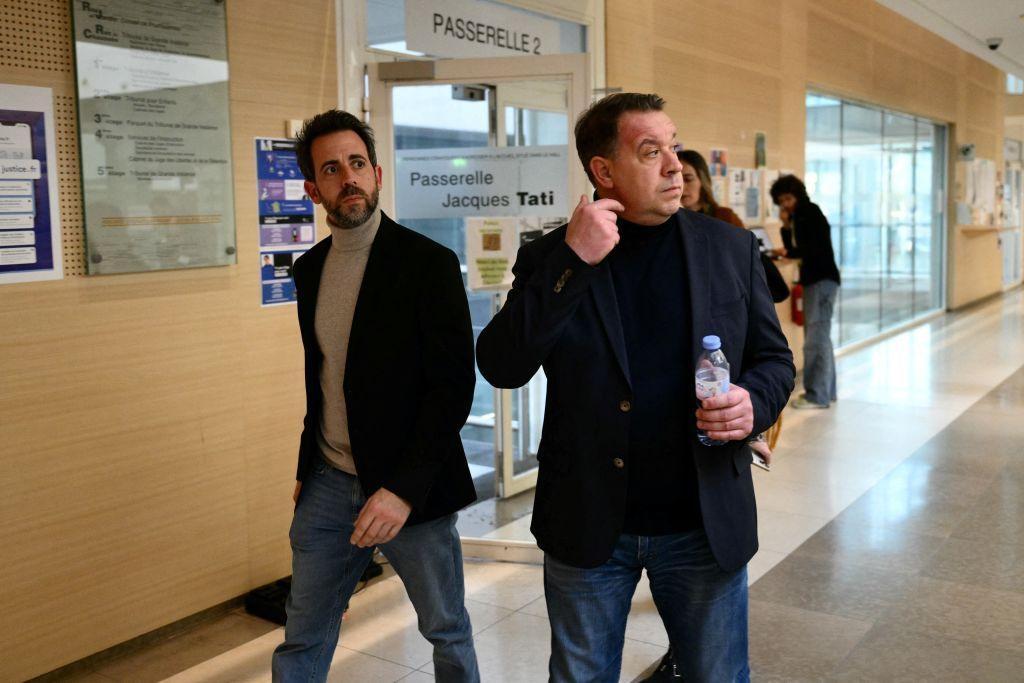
[476,93,794,682]
[770,175,841,409]
[272,110,480,682]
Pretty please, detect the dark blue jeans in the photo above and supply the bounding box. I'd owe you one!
[544,529,749,683]
[271,458,479,682]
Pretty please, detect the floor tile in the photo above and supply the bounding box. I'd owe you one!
[878,576,1024,654]
[756,509,826,555]
[752,475,861,519]
[162,630,281,683]
[339,573,512,669]
[40,671,116,682]
[462,560,545,611]
[831,621,1024,682]
[900,441,1009,481]
[749,553,917,621]
[829,472,979,539]
[791,515,941,573]
[186,610,279,649]
[518,594,548,619]
[747,600,872,681]
[95,628,245,682]
[325,647,417,682]
[951,478,1024,546]
[765,448,895,492]
[747,549,786,585]
[481,514,535,543]
[921,535,1024,594]
[471,612,552,682]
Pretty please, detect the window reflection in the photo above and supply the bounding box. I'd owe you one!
[806,94,946,346]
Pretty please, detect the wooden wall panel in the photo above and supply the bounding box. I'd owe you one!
[968,53,1003,90]
[605,0,655,93]
[1008,96,1024,117]
[652,0,783,73]
[0,0,336,679]
[949,231,1004,308]
[913,59,960,123]
[807,10,874,98]
[870,3,958,70]
[655,47,783,161]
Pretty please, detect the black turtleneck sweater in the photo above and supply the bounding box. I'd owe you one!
[609,216,702,536]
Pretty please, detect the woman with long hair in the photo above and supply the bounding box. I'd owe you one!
[678,149,744,227]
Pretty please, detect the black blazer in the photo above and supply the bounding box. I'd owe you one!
[292,213,477,525]
[476,210,795,570]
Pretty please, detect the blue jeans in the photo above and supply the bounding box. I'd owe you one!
[271,458,479,683]
[544,530,749,683]
[803,279,839,405]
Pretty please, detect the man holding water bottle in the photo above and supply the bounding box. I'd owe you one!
[476,93,794,682]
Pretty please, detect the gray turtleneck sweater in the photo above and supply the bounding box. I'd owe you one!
[314,207,382,474]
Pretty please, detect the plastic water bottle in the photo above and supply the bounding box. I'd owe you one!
[695,335,730,447]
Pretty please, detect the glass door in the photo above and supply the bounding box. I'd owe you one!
[370,54,589,500]
[1002,158,1023,288]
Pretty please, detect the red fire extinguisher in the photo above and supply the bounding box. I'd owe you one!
[791,282,804,326]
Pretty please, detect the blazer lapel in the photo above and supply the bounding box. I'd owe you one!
[679,211,711,366]
[590,262,632,389]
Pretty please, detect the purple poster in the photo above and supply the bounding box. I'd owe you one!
[256,138,314,248]
[0,85,63,284]
[256,137,315,305]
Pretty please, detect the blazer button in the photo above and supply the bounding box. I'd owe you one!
[619,399,631,413]
[612,457,625,469]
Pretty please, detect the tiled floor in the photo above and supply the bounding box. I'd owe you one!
[48,288,1024,682]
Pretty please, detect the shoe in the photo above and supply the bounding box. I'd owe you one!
[641,649,682,681]
[792,397,828,409]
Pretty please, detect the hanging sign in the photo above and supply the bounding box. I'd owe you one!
[405,0,561,58]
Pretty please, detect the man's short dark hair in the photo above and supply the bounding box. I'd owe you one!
[574,93,667,185]
[769,174,809,205]
[294,110,377,182]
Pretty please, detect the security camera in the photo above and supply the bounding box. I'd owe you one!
[986,37,1002,51]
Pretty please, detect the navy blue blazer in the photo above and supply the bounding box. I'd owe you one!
[292,214,477,525]
[476,209,795,570]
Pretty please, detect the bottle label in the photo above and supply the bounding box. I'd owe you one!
[695,366,730,399]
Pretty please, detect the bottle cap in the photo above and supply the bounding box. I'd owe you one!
[701,335,721,350]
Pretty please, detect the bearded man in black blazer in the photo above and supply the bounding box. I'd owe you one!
[476,94,794,682]
[271,110,480,683]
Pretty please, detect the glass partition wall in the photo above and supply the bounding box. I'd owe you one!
[805,93,947,347]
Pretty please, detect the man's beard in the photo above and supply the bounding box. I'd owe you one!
[326,183,380,229]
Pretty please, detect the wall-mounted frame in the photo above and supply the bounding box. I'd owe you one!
[71,0,236,274]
